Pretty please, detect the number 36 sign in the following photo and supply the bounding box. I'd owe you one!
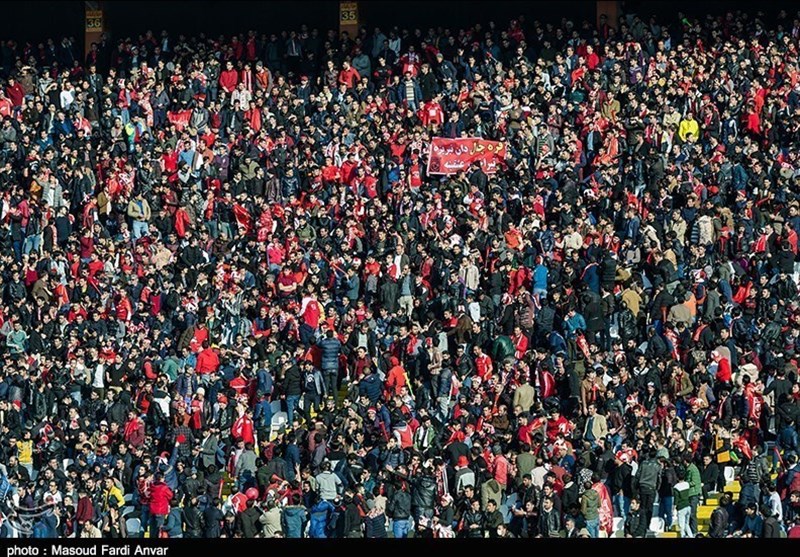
[85,10,103,31]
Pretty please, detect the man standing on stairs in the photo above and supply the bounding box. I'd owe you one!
[317,329,342,405]
[673,469,694,538]
[633,450,661,528]
[684,453,702,537]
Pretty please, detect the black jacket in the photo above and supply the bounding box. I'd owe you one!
[709,506,729,538]
[411,474,437,510]
[624,509,647,538]
[387,489,411,520]
[762,516,781,538]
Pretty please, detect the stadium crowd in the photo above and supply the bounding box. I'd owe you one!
[0,5,799,539]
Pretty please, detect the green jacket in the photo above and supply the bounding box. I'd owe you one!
[516,453,536,480]
[673,481,691,510]
[686,463,702,498]
[581,488,599,520]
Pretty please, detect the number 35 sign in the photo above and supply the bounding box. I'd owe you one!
[339,1,359,30]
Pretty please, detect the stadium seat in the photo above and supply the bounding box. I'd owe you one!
[125,517,141,536]
[648,517,665,534]
[724,466,736,483]
[270,411,288,438]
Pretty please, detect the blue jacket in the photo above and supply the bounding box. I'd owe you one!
[309,500,335,538]
[282,505,308,538]
[256,368,273,396]
[533,264,548,291]
[317,337,342,372]
[163,507,184,537]
[32,514,57,538]
[285,443,301,482]
[564,313,587,338]
[359,373,383,404]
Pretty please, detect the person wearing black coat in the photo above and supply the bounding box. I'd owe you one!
[342,493,363,538]
[600,252,617,291]
[411,471,437,519]
[461,498,484,538]
[182,497,203,538]
[624,498,647,538]
[709,494,731,538]
[761,505,782,538]
[699,454,720,502]
[235,499,261,538]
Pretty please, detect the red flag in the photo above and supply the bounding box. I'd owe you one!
[174,207,190,238]
[233,203,252,235]
[592,481,614,536]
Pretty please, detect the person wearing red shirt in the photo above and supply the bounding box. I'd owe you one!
[419,95,444,129]
[712,350,732,385]
[5,77,24,107]
[196,343,220,374]
[339,152,359,185]
[585,45,600,70]
[276,267,298,298]
[384,357,408,397]
[231,408,255,445]
[148,472,174,536]
[338,60,361,89]
[0,92,11,118]
[546,409,573,442]
[512,326,529,360]
[473,346,493,381]
[219,60,239,94]
[321,157,342,184]
[123,409,146,448]
[491,445,510,490]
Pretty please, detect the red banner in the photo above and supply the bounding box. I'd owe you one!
[426,137,506,175]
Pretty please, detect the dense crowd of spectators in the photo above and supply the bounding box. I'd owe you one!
[0,6,799,539]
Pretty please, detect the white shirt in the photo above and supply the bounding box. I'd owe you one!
[60,89,75,110]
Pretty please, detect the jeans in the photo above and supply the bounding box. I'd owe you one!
[22,234,41,255]
[436,396,450,423]
[688,495,699,535]
[677,506,693,538]
[323,372,338,403]
[658,495,674,529]
[286,395,301,424]
[132,220,149,240]
[613,494,630,520]
[299,323,316,347]
[585,518,599,538]
[392,518,410,539]
[149,514,166,539]
[398,295,413,318]
[139,506,151,538]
